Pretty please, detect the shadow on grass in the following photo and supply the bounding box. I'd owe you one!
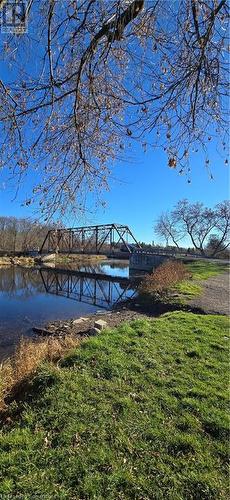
[0,365,60,427]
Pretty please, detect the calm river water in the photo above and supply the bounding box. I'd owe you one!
[0,260,137,360]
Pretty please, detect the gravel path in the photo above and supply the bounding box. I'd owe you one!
[189,271,229,316]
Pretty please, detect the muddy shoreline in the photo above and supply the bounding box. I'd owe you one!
[33,299,209,342]
[33,305,146,340]
[0,253,109,268]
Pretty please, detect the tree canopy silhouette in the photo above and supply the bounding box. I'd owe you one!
[0,0,228,217]
[155,199,230,256]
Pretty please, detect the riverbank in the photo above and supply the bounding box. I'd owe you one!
[0,253,109,269]
[29,260,228,344]
[0,260,229,498]
[0,312,228,499]
[0,258,135,361]
[0,256,35,268]
[138,260,229,313]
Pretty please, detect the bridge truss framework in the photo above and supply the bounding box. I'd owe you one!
[40,268,136,309]
[40,223,141,255]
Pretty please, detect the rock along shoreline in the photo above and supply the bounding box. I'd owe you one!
[33,306,145,340]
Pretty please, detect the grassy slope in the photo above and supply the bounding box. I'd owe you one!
[0,313,229,500]
[174,261,229,302]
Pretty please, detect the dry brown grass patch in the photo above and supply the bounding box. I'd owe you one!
[0,335,80,411]
[139,260,190,300]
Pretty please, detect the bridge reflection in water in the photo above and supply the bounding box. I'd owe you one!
[39,267,137,309]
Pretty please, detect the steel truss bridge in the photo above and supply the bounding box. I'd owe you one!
[40,267,137,309]
[40,223,141,255]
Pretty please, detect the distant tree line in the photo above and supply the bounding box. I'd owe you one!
[0,217,56,253]
[154,200,230,258]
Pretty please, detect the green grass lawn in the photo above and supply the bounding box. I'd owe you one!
[185,261,229,281]
[174,261,229,302]
[0,312,229,499]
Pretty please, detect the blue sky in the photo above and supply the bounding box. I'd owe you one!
[0,3,228,245]
[0,142,228,244]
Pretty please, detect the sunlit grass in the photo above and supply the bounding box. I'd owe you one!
[174,280,202,300]
[0,313,229,499]
[185,260,229,281]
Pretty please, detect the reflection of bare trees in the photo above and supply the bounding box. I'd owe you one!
[54,261,129,274]
[0,263,137,307]
[102,261,129,270]
[0,268,44,299]
[0,265,137,306]
[101,260,129,269]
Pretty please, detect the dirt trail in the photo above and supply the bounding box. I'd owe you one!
[189,271,229,316]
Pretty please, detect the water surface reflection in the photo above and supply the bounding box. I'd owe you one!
[0,261,137,359]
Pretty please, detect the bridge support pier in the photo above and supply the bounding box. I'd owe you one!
[130,252,171,271]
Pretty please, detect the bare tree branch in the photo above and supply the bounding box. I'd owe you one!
[0,0,228,217]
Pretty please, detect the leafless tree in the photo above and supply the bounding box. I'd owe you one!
[0,216,55,252]
[154,199,230,256]
[206,234,229,257]
[154,212,183,247]
[0,0,229,218]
